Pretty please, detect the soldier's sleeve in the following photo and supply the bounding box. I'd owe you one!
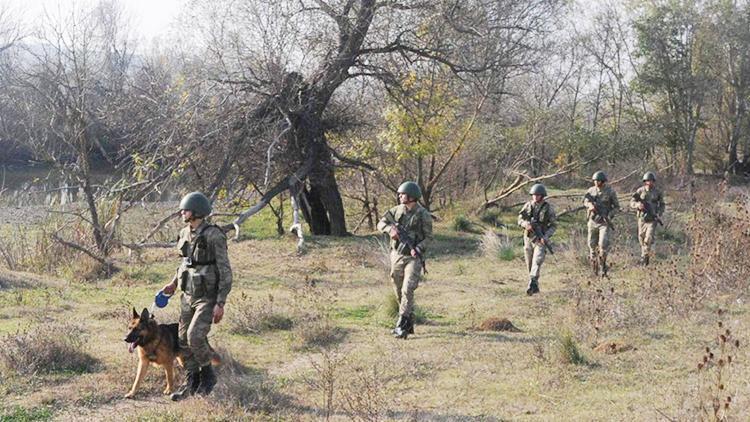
[545,203,558,238]
[376,206,398,234]
[517,202,531,227]
[415,209,433,253]
[210,228,232,305]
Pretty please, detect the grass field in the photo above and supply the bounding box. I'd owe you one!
[0,186,748,421]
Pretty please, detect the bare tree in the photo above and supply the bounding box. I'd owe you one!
[177,0,564,235]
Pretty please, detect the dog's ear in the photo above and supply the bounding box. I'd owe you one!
[141,308,150,320]
[132,307,139,318]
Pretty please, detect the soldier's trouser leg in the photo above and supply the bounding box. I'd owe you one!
[587,221,599,259]
[390,252,421,316]
[523,237,546,279]
[638,219,656,258]
[390,251,406,307]
[598,224,611,258]
[178,294,215,372]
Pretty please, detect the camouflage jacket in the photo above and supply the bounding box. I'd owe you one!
[517,200,557,239]
[376,204,433,254]
[177,221,233,304]
[629,186,665,221]
[583,185,620,222]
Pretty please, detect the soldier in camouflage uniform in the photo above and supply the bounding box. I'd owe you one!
[162,192,232,401]
[583,171,620,277]
[376,181,433,339]
[517,184,557,296]
[629,172,665,266]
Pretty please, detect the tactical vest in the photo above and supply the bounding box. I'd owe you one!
[177,224,222,299]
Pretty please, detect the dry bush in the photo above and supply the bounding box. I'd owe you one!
[306,349,347,421]
[643,192,750,313]
[0,224,71,273]
[341,364,389,422]
[694,309,742,421]
[479,228,515,261]
[209,348,291,416]
[0,323,98,375]
[227,292,293,335]
[289,283,345,350]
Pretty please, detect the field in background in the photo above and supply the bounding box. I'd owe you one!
[0,181,748,421]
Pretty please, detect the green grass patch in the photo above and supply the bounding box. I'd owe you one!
[0,406,53,422]
[335,305,373,320]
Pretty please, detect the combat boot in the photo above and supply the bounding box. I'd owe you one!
[170,369,200,401]
[393,314,409,339]
[590,257,599,276]
[640,256,649,266]
[526,276,540,296]
[196,365,217,396]
[407,312,415,334]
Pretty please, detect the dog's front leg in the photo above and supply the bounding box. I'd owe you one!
[125,357,150,399]
[163,363,175,394]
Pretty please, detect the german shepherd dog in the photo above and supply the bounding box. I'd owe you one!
[123,307,220,399]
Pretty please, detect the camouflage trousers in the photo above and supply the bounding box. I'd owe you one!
[178,293,215,372]
[637,219,657,258]
[390,250,422,316]
[587,220,612,259]
[523,236,547,279]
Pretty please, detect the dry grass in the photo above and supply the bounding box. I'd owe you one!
[0,322,99,375]
[1,184,749,420]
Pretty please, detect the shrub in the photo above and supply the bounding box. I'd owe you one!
[227,292,293,335]
[452,215,473,232]
[557,332,587,365]
[479,229,515,261]
[0,323,98,375]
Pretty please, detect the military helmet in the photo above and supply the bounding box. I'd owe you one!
[592,171,608,182]
[179,192,212,217]
[642,171,656,182]
[397,181,422,200]
[529,183,547,197]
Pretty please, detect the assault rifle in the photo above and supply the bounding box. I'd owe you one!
[530,218,554,254]
[631,193,663,226]
[584,192,615,230]
[385,211,427,273]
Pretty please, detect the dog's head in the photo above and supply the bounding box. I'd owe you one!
[124,307,154,353]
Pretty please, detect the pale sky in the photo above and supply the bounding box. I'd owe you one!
[6,0,184,43]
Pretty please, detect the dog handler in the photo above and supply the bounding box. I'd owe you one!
[162,192,232,401]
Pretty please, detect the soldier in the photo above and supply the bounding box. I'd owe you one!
[376,181,433,339]
[583,171,620,277]
[162,192,232,401]
[517,184,557,296]
[629,172,665,266]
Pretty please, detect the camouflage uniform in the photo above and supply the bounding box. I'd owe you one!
[377,204,433,318]
[176,221,232,373]
[517,200,557,285]
[629,186,665,261]
[583,185,619,270]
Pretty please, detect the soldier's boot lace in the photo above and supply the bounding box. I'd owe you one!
[526,277,540,296]
[170,369,200,401]
[196,365,217,396]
